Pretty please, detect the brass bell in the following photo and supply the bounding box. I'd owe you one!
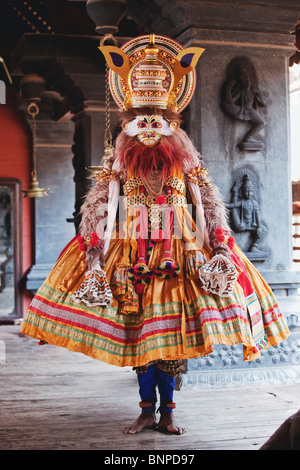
[23,172,48,198]
[87,143,114,178]
[23,102,48,198]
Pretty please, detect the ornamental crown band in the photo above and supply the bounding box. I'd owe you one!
[99,34,205,112]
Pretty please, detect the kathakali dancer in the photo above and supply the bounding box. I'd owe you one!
[21,34,290,435]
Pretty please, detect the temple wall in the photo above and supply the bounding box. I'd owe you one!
[170,1,300,388]
[4,0,300,386]
[182,30,297,293]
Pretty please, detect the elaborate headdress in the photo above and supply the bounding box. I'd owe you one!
[99,34,205,112]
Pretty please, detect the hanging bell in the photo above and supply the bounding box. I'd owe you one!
[23,171,48,198]
[23,102,48,198]
[87,143,114,178]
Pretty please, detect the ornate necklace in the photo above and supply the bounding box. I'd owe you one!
[143,170,166,196]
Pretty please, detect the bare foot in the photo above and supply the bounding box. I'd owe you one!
[157,413,186,435]
[123,413,157,434]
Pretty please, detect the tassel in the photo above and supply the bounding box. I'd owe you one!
[118,295,140,315]
[131,192,153,294]
[111,257,134,301]
[111,258,141,314]
[198,254,238,297]
[185,250,207,279]
[154,257,180,279]
[71,268,112,307]
[153,192,180,279]
[128,261,154,294]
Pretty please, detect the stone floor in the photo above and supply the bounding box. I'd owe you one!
[1,324,300,452]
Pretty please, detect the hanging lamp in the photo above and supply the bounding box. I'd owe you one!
[23,102,48,197]
[87,34,117,178]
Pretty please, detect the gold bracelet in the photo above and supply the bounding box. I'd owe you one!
[95,167,119,183]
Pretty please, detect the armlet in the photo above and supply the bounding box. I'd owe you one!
[95,167,119,184]
[186,165,212,187]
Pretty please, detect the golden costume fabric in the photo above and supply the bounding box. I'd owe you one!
[21,170,289,367]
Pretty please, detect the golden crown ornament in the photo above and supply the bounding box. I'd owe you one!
[99,34,205,112]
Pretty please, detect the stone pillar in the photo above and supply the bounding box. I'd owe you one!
[24,93,76,292]
[10,33,117,291]
[180,27,300,295]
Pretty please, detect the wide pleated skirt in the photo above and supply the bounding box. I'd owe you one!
[21,234,290,368]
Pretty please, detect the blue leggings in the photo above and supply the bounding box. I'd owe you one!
[138,364,176,414]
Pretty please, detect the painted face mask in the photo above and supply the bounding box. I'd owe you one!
[123,115,179,147]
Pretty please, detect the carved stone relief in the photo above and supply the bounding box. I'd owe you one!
[180,335,300,389]
[179,310,300,389]
[222,56,266,151]
[227,168,268,260]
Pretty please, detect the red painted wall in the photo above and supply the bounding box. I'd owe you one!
[0,87,34,316]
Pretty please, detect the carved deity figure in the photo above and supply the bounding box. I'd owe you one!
[222,58,266,151]
[227,173,264,253]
